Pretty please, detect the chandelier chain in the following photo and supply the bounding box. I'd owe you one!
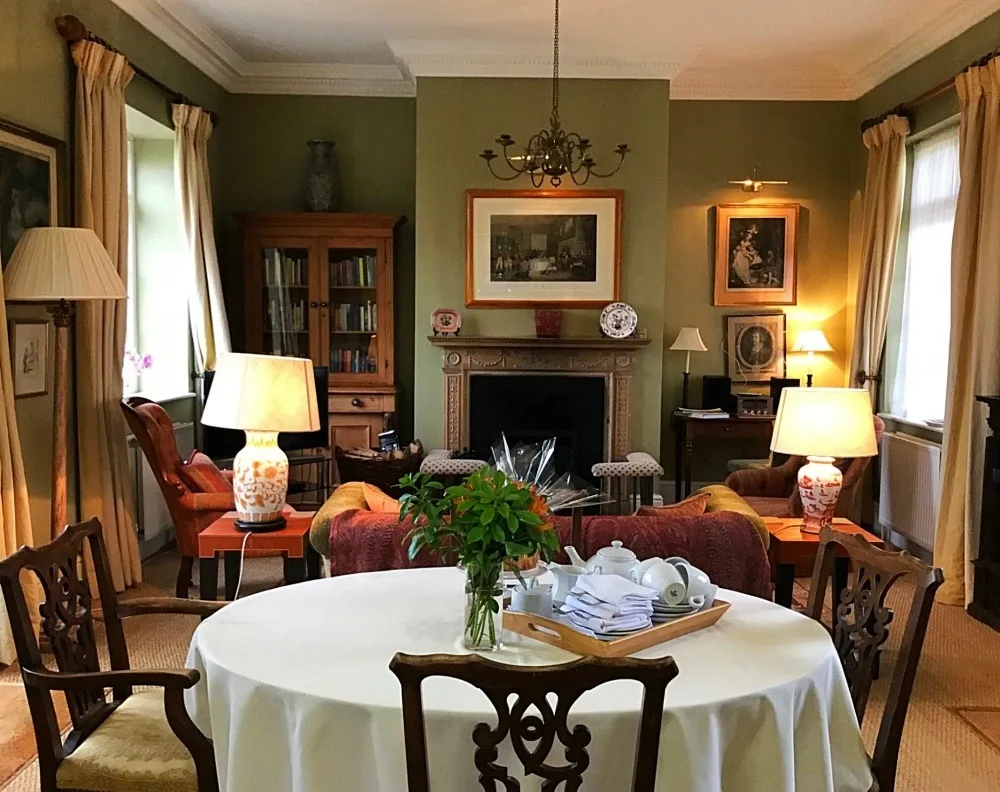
[551,0,559,124]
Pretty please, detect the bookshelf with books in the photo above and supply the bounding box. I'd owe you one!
[241,213,405,454]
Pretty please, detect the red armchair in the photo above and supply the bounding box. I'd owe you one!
[121,397,234,597]
[725,415,885,522]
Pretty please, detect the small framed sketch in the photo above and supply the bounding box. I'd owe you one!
[0,118,64,268]
[465,189,622,307]
[725,313,786,383]
[714,204,798,306]
[9,320,48,398]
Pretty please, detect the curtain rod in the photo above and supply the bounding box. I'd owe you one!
[861,46,999,133]
[55,14,221,128]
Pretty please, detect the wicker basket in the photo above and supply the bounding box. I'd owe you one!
[335,447,424,494]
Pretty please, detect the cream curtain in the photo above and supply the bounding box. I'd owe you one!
[850,115,910,399]
[0,285,37,664]
[935,57,1000,606]
[173,104,231,373]
[71,40,141,591]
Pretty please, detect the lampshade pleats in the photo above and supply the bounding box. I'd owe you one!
[4,228,126,301]
[670,327,708,352]
[770,387,877,458]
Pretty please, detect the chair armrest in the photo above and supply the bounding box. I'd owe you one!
[116,597,225,619]
[178,492,235,511]
[22,667,199,692]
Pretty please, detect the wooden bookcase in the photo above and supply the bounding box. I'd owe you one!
[241,213,405,451]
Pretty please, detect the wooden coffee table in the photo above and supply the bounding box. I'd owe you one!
[766,517,885,608]
[198,507,321,600]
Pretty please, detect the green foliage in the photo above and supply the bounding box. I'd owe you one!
[398,469,560,590]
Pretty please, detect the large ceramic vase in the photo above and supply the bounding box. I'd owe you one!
[305,140,340,212]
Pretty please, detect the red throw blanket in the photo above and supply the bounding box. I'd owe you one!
[328,510,771,599]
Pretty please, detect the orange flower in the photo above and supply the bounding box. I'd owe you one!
[528,492,552,531]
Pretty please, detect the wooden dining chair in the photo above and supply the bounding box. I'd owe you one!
[806,526,943,792]
[389,652,678,792]
[0,518,224,792]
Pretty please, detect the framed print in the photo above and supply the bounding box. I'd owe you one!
[725,313,786,382]
[714,204,798,306]
[9,320,48,398]
[0,119,65,268]
[465,189,622,307]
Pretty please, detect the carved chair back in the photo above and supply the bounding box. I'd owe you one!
[806,526,943,792]
[0,519,132,763]
[389,652,678,792]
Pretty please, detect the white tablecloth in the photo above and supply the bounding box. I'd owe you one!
[186,567,872,792]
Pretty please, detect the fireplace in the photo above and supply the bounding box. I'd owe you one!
[469,375,606,481]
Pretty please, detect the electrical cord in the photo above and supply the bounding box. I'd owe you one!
[232,530,252,600]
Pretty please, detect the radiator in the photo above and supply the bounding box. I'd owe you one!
[878,432,941,551]
[126,421,195,546]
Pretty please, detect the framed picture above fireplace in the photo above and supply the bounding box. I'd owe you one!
[465,189,622,308]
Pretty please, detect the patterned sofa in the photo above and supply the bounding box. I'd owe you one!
[310,484,772,599]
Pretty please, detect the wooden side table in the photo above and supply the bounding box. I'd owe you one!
[198,507,321,600]
[766,517,885,609]
[671,413,773,501]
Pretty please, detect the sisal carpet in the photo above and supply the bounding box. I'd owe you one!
[2,557,999,791]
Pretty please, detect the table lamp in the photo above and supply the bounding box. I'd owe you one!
[770,387,877,533]
[4,227,127,537]
[791,330,833,387]
[201,353,319,532]
[669,327,708,408]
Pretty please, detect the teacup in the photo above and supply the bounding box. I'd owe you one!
[511,584,554,618]
[665,558,716,604]
[636,559,687,605]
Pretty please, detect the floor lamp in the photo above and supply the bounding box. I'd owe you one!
[5,228,127,538]
[669,327,708,408]
[792,330,833,388]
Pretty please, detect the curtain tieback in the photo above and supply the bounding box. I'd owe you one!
[854,370,882,388]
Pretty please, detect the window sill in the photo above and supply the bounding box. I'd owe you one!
[878,412,944,439]
[125,391,197,406]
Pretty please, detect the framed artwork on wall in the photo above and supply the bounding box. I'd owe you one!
[725,312,787,383]
[465,189,622,307]
[713,203,798,306]
[9,319,48,398]
[0,118,64,269]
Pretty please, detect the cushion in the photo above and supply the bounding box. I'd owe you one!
[56,690,197,792]
[310,482,370,556]
[696,484,770,550]
[634,492,709,518]
[177,451,231,494]
[361,482,401,514]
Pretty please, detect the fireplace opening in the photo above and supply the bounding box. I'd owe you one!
[468,375,606,483]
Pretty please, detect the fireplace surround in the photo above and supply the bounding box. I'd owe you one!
[428,336,651,463]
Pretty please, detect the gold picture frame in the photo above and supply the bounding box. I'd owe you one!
[714,204,798,306]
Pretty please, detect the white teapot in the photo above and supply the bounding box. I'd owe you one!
[564,541,640,579]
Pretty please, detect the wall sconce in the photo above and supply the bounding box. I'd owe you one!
[729,167,788,193]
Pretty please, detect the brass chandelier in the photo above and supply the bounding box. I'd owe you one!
[479,0,630,187]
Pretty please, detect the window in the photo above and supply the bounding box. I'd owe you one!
[890,126,960,423]
[123,107,191,398]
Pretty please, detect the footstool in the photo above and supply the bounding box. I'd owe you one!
[592,452,664,514]
[420,449,488,487]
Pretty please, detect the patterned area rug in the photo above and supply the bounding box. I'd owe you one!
[0,684,69,786]
[2,555,1000,792]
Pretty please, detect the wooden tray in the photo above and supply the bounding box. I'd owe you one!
[503,600,731,658]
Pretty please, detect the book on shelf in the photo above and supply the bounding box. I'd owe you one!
[329,348,378,374]
[332,300,378,332]
[330,254,377,287]
[266,298,308,333]
[675,407,729,420]
[264,249,307,287]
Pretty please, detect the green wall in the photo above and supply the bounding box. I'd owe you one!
[414,77,670,456]
[1,0,227,544]
[215,94,417,440]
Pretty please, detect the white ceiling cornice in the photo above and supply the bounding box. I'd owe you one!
[108,0,1000,100]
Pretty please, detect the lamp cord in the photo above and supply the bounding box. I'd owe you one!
[233,530,251,600]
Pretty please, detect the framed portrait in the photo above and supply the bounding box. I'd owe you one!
[465,189,622,307]
[9,320,48,398]
[725,313,786,383]
[714,204,798,306]
[0,119,65,268]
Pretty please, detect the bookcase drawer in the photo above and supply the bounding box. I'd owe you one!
[328,393,395,414]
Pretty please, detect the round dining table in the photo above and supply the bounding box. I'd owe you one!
[185,567,873,792]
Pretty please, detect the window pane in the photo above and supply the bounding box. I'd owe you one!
[891,127,960,423]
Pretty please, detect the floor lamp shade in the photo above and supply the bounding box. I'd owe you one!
[202,353,320,530]
[4,227,126,539]
[770,387,877,532]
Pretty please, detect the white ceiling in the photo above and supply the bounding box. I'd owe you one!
[111,0,1000,98]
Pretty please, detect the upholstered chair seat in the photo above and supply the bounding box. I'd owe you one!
[56,690,197,792]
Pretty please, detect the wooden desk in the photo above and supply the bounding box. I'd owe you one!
[198,507,320,600]
[671,413,774,501]
[765,517,885,608]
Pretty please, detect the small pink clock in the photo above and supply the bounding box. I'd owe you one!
[431,308,462,336]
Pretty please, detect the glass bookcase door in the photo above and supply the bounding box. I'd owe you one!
[261,246,311,358]
[328,247,380,378]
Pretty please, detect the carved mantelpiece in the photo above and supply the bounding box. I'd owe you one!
[428,336,651,459]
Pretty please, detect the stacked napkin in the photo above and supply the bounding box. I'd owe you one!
[559,575,658,637]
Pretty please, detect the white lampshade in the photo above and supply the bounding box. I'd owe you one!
[670,327,708,352]
[770,388,877,458]
[202,353,320,433]
[5,228,126,301]
[792,330,834,353]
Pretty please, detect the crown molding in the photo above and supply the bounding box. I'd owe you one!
[671,69,855,101]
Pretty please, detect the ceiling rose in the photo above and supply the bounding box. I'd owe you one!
[479,0,630,188]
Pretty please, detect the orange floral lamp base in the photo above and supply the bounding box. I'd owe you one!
[232,431,289,532]
[797,456,842,534]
